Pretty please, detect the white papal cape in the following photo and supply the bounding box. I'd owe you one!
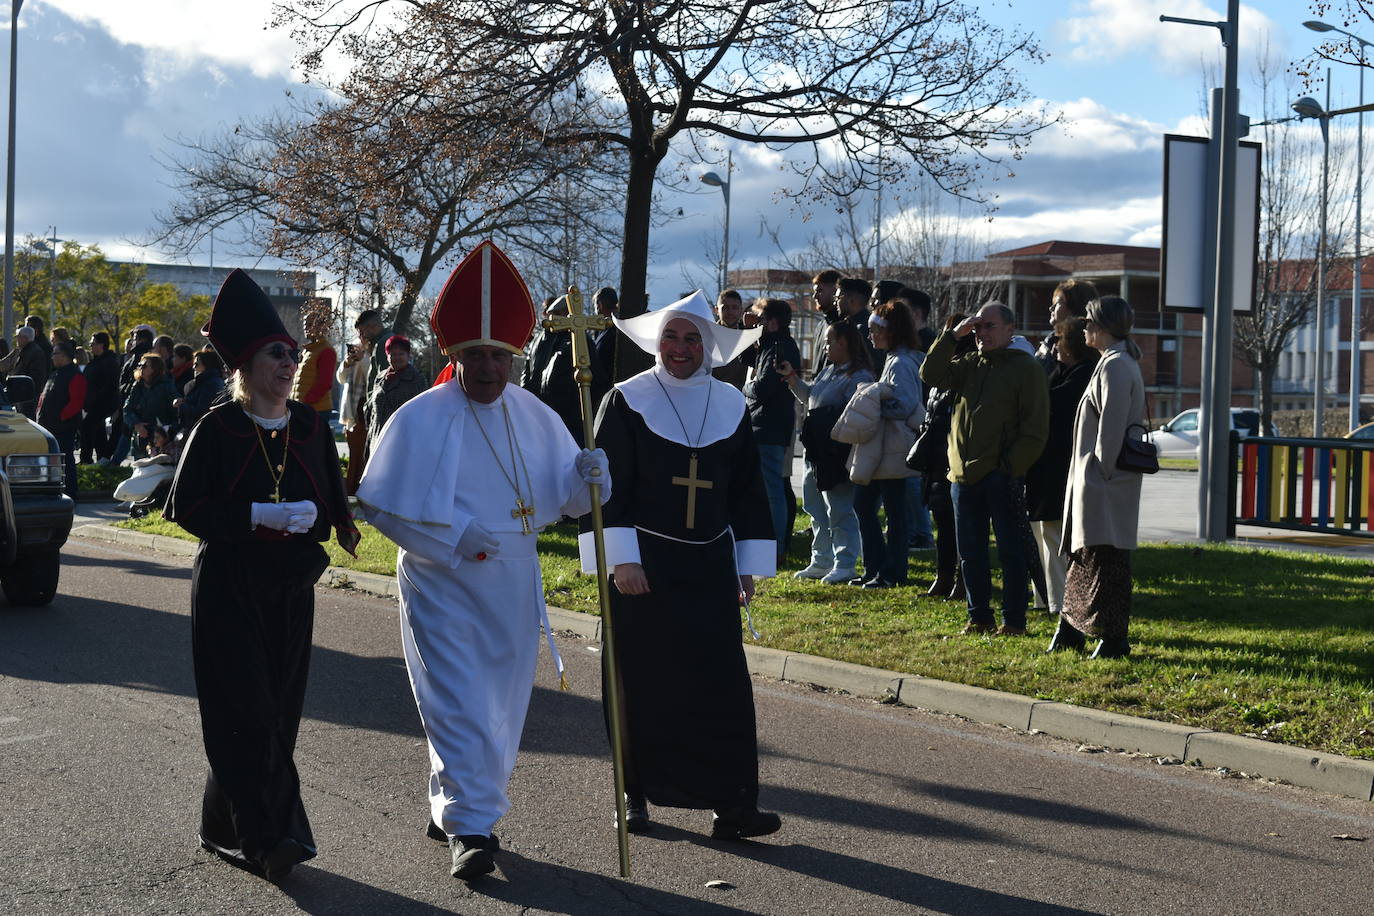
[357,381,598,837]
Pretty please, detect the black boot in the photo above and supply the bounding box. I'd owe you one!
[618,794,651,834]
[711,806,782,840]
[1091,638,1131,659]
[1046,616,1086,653]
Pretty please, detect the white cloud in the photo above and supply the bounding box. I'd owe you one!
[963,196,1163,248]
[1060,0,1280,76]
[38,0,301,81]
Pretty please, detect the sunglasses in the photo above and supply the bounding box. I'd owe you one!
[263,344,302,363]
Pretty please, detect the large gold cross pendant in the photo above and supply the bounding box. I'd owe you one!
[512,498,535,535]
[671,454,714,529]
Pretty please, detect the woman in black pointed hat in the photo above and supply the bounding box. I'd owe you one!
[166,269,360,882]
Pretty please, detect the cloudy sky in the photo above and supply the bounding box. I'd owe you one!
[0,0,1349,308]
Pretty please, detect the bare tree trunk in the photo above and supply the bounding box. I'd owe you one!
[1259,357,1275,435]
[614,137,663,380]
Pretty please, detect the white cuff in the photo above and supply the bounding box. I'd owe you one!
[735,538,776,578]
[579,526,641,574]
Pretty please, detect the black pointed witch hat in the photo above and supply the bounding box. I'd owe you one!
[202,269,296,370]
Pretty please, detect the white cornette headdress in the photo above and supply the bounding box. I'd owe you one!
[612,290,761,370]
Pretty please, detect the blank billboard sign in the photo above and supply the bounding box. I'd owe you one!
[1161,134,1260,312]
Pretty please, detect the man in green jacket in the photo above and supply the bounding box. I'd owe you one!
[920,303,1049,636]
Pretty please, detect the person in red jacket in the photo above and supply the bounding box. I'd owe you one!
[37,340,86,499]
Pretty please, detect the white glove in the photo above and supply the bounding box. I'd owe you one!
[251,500,317,534]
[575,448,609,485]
[457,520,499,560]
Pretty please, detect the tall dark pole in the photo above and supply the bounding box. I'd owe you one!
[1205,0,1240,540]
[3,0,23,341]
[1163,0,1241,540]
[1315,77,1332,438]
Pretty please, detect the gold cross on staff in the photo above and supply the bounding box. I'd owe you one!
[512,498,536,535]
[671,455,714,529]
[542,287,611,385]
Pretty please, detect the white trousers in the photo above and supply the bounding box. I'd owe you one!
[397,533,543,837]
[1030,520,1068,616]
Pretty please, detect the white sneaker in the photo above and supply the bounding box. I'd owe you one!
[792,564,829,580]
[821,568,857,584]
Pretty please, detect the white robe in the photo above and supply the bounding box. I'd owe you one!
[357,381,596,837]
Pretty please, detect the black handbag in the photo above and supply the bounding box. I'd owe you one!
[1116,422,1159,474]
[905,412,949,472]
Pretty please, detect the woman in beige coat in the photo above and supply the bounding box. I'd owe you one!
[1051,296,1146,659]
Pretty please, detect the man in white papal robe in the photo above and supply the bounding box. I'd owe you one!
[356,240,608,881]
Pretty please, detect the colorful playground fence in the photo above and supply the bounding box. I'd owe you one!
[1232,434,1374,539]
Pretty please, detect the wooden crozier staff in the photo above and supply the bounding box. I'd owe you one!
[542,286,632,879]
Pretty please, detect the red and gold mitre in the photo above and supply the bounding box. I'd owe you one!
[430,241,536,355]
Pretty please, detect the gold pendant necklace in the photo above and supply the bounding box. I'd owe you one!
[468,396,537,535]
[252,415,290,503]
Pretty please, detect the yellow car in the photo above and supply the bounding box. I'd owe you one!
[0,376,75,605]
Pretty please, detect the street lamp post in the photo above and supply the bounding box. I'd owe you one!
[3,0,24,341]
[35,227,60,330]
[699,150,732,291]
[1295,87,1332,437]
[1306,20,1371,429]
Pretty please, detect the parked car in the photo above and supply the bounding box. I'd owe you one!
[0,375,75,606]
[1146,408,1274,458]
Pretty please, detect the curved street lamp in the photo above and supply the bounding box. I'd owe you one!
[699,151,732,292]
[1293,92,1332,436]
[1305,19,1372,430]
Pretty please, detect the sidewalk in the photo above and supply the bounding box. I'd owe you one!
[71,521,1374,804]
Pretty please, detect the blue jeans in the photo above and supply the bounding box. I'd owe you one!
[853,477,911,584]
[952,470,1029,628]
[907,476,932,542]
[757,444,789,560]
[801,463,859,571]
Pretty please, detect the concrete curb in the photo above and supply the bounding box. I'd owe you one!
[72,523,1374,803]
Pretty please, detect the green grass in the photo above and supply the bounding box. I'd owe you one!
[116,512,398,576]
[118,509,1374,760]
[1158,457,1198,471]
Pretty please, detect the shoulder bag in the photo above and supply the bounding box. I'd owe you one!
[1116,421,1159,475]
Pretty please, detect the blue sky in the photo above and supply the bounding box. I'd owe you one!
[0,0,1348,310]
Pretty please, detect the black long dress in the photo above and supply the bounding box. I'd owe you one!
[587,389,774,811]
[165,400,357,874]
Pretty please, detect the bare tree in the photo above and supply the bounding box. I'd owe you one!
[1232,56,1356,431]
[154,90,623,334]
[761,176,999,323]
[275,0,1056,345]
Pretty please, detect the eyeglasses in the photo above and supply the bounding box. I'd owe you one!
[263,344,302,363]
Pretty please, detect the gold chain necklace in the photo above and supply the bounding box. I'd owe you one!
[467,396,537,535]
[251,415,290,503]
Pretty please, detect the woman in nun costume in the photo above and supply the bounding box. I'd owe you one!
[167,269,359,882]
[580,290,782,840]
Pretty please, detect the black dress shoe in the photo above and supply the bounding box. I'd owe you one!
[261,838,311,883]
[428,820,500,849]
[711,806,782,840]
[1091,638,1132,659]
[1046,617,1087,653]
[450,835,497,880]
[617,794,651,834]
[848,575,868,586]
[862,577,896,589]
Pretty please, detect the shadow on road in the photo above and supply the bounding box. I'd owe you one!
[710,840,1106,915]
[280,865,456,915]
[472,851,754,915]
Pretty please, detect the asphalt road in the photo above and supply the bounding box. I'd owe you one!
[2,537,1372,916]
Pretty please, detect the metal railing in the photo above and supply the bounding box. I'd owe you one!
[1230,433,1374,538]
